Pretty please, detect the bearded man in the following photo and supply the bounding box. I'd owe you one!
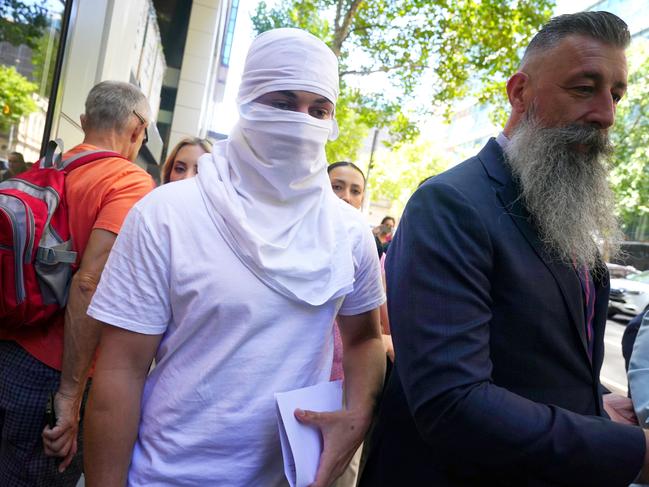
[82,29,385,487]
[360,11,649,487]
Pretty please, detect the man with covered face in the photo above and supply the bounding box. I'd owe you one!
[82,29,385,486]
[361,11,649,487]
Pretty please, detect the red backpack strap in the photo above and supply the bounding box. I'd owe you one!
[60,150,128,174]
[38,140,129,173]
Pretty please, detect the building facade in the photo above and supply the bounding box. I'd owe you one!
[0,0,236,180]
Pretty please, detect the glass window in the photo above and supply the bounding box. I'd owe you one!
[0,0,68,163]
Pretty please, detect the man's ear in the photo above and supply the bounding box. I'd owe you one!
[130,122,144,144]
[506,72,529,115]
[80,114,87,131]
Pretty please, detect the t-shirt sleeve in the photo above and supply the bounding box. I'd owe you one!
[338,224,386,316]
[87,204,170,334]
[93,166,155,235]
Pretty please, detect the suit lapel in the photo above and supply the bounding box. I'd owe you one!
[590,263,610,368]
[478,140,591,364]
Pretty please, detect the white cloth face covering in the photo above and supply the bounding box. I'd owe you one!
[196,28,354,306]
[236,28,340,139]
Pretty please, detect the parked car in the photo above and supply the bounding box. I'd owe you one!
[606,262,639,279]
[608,270,649,318]
[610,242,649,272]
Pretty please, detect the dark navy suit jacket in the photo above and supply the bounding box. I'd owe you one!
[360,139,645,486]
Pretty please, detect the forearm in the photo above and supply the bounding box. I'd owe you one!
[341,333,385,422]
[59,273,102,399]
[84,368,145,486]
[379,302,390,334]
[410,380,645,485]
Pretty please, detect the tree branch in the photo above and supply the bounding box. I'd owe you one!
[340,61,426,77]
[334,0,344,33]
[332,0,364,57]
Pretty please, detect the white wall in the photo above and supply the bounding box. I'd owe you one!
[54,0,150,147]
[55,0,111,146]
[169,0,225,149]
[54,0,226,160]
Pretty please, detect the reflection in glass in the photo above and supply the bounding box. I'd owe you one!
[0,1,66,164]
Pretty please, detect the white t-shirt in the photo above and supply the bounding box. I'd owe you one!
[87,178,385,487]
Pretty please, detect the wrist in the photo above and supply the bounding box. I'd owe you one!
[344,404,373,428]
[57,378,83,401]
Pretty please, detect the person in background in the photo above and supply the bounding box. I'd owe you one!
[373,216,396,254]
[1,151,28,181]
[327,160,393,361]
[0,80,154,487]
[628,311,649,426]
[362,11,649,486]
[326,160,392,487]
[160,137,212,184]
[380,216,395,240]
[623,310,647,374]
[328,161,365,208]
[373,224,392,253]
[83,28,385,487]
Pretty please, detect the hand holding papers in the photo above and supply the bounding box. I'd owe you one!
[275,380,343,487]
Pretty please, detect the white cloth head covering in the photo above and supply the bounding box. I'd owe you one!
[196,28,354,306]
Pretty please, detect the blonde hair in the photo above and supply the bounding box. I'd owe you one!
[161,137,212,184]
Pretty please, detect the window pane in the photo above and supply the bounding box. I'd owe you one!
[0,0,67,165]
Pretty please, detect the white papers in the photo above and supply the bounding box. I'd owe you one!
[275,380,343,487]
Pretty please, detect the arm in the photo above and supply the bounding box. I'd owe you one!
[84,325,161,486]
[296,309,385,487]
[624,311,645,374]
[339,309,385,416]
[378,255,393,360]
[42,228,118,470]
[390,182,645,486]
[629,312,649,427]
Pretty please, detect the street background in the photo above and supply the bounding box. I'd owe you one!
[602,317,632,396]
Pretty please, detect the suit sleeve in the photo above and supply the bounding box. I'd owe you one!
[388,181,645,486]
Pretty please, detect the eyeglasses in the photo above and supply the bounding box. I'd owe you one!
[132,109,149,144]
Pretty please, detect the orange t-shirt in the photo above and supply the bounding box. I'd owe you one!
[1,143,155,370]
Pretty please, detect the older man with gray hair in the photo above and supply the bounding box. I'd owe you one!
[0,80,154,486]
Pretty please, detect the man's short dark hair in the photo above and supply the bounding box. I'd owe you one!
[381,216,395,225]
[522,11,630,65]
[327,161,366,182]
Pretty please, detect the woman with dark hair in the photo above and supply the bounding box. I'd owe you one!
[328,161,388,259]
[378,215,396,252]
[327,159,394,487]
[327,161,366,209]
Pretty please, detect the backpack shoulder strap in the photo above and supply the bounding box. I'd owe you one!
[40,139,65,169]
[60,150,129,174]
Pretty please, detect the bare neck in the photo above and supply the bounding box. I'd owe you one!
[82,131,130,159]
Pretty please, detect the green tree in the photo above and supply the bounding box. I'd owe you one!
[610,40,649,240]
[0,0,48,49]
[0,65,38,131]
[251,0,553,161]
[368,137,449,217]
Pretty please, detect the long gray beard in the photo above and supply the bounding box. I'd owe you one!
[504,116,622,269]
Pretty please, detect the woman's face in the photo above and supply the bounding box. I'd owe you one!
[328,165,365,210]
[169,144,208,183]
